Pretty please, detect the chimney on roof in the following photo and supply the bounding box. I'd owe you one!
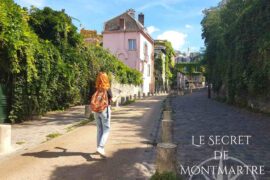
[127,9,135,18]
[138,13,144,26]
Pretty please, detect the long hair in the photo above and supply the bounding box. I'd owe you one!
[95,72,110,90]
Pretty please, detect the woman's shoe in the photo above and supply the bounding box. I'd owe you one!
[97,147,106,158]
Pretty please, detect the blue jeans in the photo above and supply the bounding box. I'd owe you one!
[94,106,111,149]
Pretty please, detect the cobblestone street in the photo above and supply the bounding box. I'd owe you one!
[172,90,270,180]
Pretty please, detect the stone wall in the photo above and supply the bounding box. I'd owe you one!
[111,77,141,105]
[211,88,270,114]
[247,97,270,113]
[85,78,166,116]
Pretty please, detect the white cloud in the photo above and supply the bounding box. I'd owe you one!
[137,0,185,11]
[147,26,160,35]
[185,24,193,29]
[157,31,187,50]
[137,2,171,11]
[137,0,190,14]
[16,0,45,7]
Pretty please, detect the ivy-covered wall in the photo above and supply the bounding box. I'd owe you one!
[154,40,175,91]
[174,61,206,89]
[0,0,142,123]
[175,62,205,76]
[201,0,270,111]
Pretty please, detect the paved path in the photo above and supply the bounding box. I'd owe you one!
[0,95,165,180]
[4,106,86,159]
[172,90,270,180]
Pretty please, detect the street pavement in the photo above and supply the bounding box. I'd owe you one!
[0,95,166,180]
[172,90,270,180]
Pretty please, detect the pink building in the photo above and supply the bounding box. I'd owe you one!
[103,9,155,94]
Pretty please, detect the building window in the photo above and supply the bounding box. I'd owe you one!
[128,39,136,50]
[144,43,148,61]
[147,64,151,77]
[119,18,125,30]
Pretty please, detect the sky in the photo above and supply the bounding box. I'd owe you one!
[14,0,220,52]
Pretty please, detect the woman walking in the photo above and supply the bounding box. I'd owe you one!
[90,72,112,157]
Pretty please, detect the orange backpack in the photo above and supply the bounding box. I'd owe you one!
[90,89,109,113]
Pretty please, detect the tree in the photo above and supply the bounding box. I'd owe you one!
[29,7,81,48]
[0,1,143,122]
[201,0,270,108]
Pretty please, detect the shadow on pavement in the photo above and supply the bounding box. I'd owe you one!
[22,147,103,161]
[48,147,155,180]
[14,96,164,180]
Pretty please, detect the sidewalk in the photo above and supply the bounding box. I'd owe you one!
[0,95,166,180]
[1,106,87,160]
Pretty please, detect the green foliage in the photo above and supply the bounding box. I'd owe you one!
[122,99,136,105]
[16,141,26,145]
[66,118,93,132]
[154,53,165,90]
[164,41,175,79]
[175,62,204,75]
[46,132,62,140]
[0,0,142,123]
[154,40,175,90]
[173,61,205,89]
[155,54,163,74]
[87,45,142,85]
[201,0,270,106]
[151,171,181,180]
[29,7,82,47]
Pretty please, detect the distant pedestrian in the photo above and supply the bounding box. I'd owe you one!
[208,83,212,99]
[90,72,112,157]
